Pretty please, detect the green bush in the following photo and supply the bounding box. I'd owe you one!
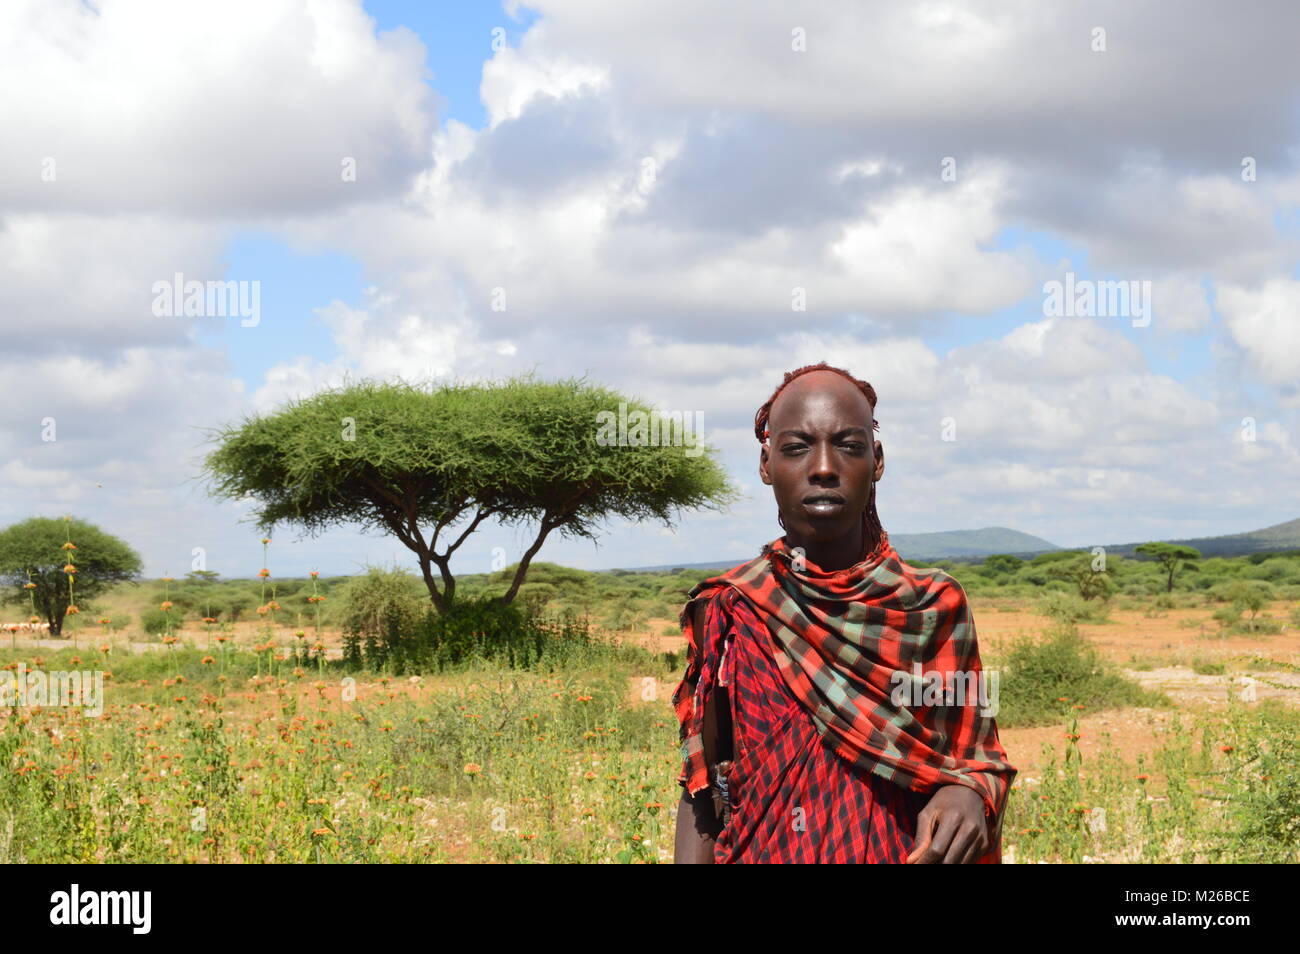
[1037,591,1111,625]
[993,624,1167,728]
[1212,605,1242,628]
[341,595,605,674]
[139,608,178,637]
[334,565,427,665]
[1214,701,1300,862]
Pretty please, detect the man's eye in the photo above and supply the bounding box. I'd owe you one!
[840,442,866,451]
[781,444,808,454]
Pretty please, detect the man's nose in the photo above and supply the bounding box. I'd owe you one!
[808,442,838,482]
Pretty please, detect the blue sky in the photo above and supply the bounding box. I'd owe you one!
[4,0,1298,579]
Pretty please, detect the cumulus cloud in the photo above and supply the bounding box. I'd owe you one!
[0,0,435,215]
[1217,278,1300,402]
[2,0,1299,574]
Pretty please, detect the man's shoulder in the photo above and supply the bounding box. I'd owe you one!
[893,555,965,590]
[890,555,972,612]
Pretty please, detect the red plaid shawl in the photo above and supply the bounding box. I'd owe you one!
[673,530,1016,833]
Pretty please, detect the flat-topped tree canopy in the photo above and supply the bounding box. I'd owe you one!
[1133,542,1202,593]
[201,374,738,611]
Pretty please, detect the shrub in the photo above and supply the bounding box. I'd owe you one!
[1213,701,1300,862]
[1212,605,1242,629]
[139,608,178,637]
[333,566,427,666]
[342,595,603,673]
[992,624,1166,728]
[1037,591,1111,626]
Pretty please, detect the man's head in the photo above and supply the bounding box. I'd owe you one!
[755,363,884,554]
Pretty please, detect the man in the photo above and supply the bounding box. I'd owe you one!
[672,362,1016,864]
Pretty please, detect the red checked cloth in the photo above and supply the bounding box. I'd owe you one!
[672,531,1016,863]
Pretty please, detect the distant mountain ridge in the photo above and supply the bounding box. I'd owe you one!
[616,517,1300,572]
[1105,516,1300,558]
[889,527,1060,561]
[620,525,1060,571]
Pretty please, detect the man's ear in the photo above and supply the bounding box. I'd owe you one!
[758,444,772,485]
[874,440,885,482]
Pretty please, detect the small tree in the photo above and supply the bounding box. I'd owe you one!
[0,517,143,637]
[1045,553,1115,602]
[1227,579,1273,631]
[1134,542,1201,593]
[202,376,737,612]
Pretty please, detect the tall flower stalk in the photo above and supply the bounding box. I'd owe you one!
[256,537,277,678]
[21,570,38,650]
[307,570,327,674]
[159,575,179,671]
[61,519,78,647]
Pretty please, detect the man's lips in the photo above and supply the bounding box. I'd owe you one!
[802,492,845,504]
[801,492,846,516]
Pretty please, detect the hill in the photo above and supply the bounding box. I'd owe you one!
[618,516,1300,571]
[1106,516,1300,558]
[619,526,1060,571]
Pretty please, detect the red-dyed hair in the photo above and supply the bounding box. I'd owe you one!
[753,361,880,443]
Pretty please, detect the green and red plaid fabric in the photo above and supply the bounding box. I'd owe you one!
[705,584,930,862]
[673,530,1016,850]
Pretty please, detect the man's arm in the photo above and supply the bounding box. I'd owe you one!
[674,785,721,863]
[907,581,1012,863]
[673,678,732,862]
[674,600,729,863]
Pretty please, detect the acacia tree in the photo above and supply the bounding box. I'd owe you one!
[1045,552,1116,601]
[202,376,737,612]
[0,517,143,636]
[1134,542,1201,593]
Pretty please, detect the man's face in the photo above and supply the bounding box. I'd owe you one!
[759,370,884,545]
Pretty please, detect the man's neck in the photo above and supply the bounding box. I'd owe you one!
[787,524,878,572]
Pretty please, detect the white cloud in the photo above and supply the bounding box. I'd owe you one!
[0,0,434,214]
[1217,278,1300,400]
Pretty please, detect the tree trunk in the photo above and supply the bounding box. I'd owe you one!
[496,517,559,606]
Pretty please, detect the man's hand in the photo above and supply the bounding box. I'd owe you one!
[906,784,989,864]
